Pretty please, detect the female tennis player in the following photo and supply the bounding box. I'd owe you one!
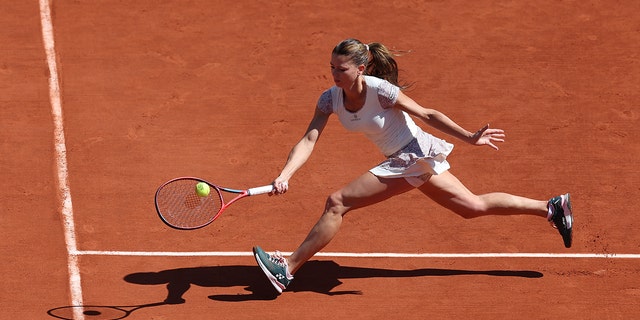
[253,38,573,294]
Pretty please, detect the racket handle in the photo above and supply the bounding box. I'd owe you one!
[247,185,274,196]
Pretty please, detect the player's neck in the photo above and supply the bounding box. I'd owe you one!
[344,77,365,97]
[343,78,367,112]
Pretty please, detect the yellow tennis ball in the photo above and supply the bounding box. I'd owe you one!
[195,182,210,197]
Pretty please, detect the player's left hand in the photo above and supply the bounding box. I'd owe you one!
[471,124,505,150]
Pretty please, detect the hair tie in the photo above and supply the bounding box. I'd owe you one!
[365,44,370,51]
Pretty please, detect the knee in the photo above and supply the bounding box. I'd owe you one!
[324,191,349,217]
[455,197,489,219]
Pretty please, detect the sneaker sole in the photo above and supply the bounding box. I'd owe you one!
[559,193,573,248]
[253,250,285,294]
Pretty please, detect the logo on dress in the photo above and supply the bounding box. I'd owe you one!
[351,113,361,121]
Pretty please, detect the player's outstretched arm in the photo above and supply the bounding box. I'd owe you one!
[272,108,331,194]
[394,91,504,150]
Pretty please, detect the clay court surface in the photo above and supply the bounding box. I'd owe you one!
[2,0,640,319]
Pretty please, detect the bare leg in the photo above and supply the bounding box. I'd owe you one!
[287,172,414,274]
[418,170,548,218]
[286,170,550,275]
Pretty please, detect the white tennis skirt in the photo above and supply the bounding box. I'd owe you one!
[369,130,454,187]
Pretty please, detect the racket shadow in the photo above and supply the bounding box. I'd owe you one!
[122,261,543,302]
[47,302,167,320]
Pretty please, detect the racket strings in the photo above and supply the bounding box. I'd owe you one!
[156,179,221,229]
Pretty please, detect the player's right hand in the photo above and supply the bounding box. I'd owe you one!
[270,177,289,195]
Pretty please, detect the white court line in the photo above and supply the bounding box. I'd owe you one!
[39,1,85,319]
[76,250,640,259]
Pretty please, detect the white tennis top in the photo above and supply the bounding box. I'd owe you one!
[316,76,419,156]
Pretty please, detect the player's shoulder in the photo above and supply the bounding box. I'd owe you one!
[364,75,385,86]
[316,87,336,114]
[365,76,399,108]
[365,76,397,94]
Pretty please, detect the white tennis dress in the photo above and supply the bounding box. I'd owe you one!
[316,76,454,187]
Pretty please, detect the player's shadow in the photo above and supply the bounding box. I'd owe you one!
[123,260,543,302]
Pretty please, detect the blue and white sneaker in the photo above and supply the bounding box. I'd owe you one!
[547,193,573,248]
[253,246,293,294]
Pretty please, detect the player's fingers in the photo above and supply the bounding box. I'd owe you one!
[486,131,505,138]
[271,181,288,195]
[280,181,288,193]
[485,127,504,133]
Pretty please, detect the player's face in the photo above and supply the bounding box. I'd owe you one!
[330,54,362,89]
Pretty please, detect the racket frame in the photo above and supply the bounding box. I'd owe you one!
[154,177,273,230]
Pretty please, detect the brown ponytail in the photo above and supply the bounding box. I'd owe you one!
[366,42,400,87]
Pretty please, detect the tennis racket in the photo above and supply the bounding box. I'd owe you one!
[154,177,274,230]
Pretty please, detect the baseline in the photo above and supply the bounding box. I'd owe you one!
[75,250,640,259]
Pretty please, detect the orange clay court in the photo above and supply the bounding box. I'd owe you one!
[2,0,640,319]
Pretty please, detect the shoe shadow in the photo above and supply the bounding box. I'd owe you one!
[123,260,543,302]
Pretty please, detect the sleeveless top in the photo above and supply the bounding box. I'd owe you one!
[316,76,419,156]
